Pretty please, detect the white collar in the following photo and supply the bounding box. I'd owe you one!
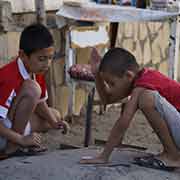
[17,58,30,80]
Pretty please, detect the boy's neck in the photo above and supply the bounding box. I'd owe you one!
[18,57,35,80]
[131,67,144,85]
[30,73,35,80]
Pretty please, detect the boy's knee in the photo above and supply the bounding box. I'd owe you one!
[138,90,155,111]
[50,108,61,119]
[21,79,42,99]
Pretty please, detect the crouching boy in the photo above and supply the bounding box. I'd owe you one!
[81,48,180,170]
[0,24,69,158]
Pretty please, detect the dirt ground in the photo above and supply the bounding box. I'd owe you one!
[43,104,163,154]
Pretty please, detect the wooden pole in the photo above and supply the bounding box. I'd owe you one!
[35,0,46,25]
[174,16,180,81]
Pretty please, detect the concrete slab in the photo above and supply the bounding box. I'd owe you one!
[0,148,180,180]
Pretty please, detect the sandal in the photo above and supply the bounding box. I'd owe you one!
[133,156,177,172]
[0,146,47,161]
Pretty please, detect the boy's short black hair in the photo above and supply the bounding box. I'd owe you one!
[99,48,139,77]
[19,23,54,56]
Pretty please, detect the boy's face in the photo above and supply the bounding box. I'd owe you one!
[100,70,135,100]
[20,47,55,74]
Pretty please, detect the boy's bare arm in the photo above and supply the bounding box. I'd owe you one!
[0,122,22,144]
[80,87,144,164]
[100,87,144,159]
[35,101,58,127]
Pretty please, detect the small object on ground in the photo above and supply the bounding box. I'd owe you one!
[81,156,94,160]
[133,156,178,172]
[59,144,81,150]
[0,146,47,161]
[95,162,130,167]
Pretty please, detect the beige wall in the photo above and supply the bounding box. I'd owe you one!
[116,21,171,75]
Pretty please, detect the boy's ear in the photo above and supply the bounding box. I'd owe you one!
[125,70,135,81]
[18,50,28,60]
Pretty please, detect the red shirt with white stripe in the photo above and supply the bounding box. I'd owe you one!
[134,68,180,111]
[0,58,48,119]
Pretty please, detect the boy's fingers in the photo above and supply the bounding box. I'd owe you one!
[63,121,70,129]
[61,121,70,134]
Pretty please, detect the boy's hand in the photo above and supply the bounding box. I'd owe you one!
[49,112,70,134]
[57,120,70,134]
[80,155,108,164]
[19,133,42,147]
[90,48,101,75]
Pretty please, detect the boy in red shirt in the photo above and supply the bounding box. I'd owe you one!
[0,24,69,157]
[81,48,180,170]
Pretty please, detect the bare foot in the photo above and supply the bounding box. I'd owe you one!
[155,151,180,167]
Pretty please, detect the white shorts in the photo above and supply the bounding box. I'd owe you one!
[0,117,31,151]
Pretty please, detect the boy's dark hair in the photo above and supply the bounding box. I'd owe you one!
[99,48,139,77]
[19,23,54,56]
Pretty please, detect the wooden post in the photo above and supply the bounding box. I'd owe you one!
[168,18,176,79]
[0,1,12,32]
[35,0,46,25]
[174,16,180,81]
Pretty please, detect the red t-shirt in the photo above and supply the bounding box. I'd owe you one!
[0,58,48,119]
[134,68,180,111]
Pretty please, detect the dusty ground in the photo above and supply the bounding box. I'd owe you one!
[43,104,163,154]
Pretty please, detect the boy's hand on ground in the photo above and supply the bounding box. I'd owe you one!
[50,118,70,134]
[50,120,61,129]
[80,155,108,164]
[57,120,70,134]
[19,133,42,147]
[90,48,101,75]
